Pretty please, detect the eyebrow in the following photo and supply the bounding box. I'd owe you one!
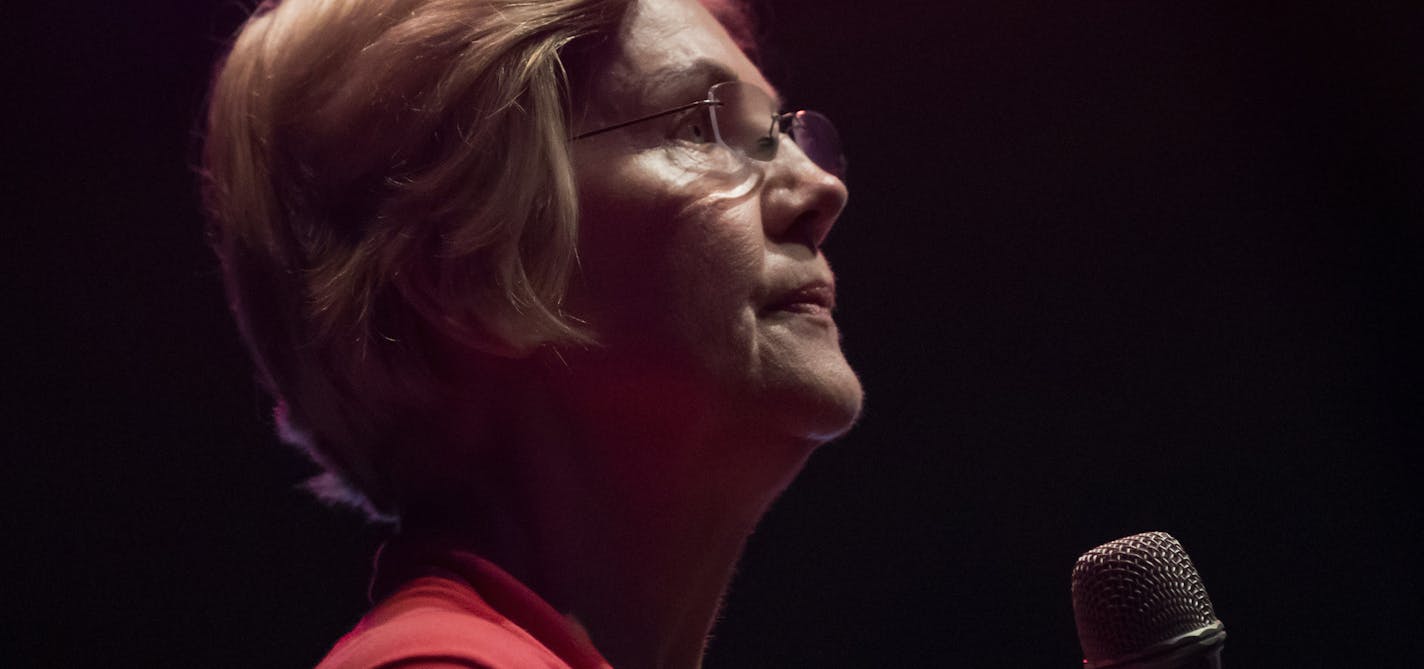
[638,58,783,110]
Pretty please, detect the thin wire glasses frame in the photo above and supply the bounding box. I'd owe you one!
[571,80,846,179]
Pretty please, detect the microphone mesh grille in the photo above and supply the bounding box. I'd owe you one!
[1071,531,1220,665]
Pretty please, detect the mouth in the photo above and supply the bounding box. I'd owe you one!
[764,281,836,316]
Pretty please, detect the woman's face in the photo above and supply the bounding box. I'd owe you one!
[565,0,862,444]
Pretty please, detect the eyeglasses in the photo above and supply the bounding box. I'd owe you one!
[571,80,846,180]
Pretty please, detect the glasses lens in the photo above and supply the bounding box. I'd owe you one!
[788,110,847,180]
[709,82,779,161]
[708,82,846,180]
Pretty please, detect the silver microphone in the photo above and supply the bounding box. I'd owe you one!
[1071,532,1227,669]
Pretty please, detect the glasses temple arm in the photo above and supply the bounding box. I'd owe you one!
[570,99,716,141]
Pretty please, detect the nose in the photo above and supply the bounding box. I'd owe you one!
[759,137,849,250]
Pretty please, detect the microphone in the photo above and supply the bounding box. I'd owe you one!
[1071,532,1227,669]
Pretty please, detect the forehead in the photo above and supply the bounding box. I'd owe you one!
[602,0,776,111]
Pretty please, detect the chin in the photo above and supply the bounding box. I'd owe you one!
[762,357,864,444]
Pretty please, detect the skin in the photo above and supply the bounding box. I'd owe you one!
[417,0,862,667]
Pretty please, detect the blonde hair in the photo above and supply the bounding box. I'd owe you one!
[202,0,631,519]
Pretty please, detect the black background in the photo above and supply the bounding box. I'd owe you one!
[10,0,1421,666]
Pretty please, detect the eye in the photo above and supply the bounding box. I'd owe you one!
[673,106,716,145]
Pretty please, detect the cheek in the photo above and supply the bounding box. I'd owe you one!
[635,196,766,391]
[573,153,765,348]
[668,196,763,298]
[621,201,765,352]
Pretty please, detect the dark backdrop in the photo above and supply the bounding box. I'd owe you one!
[10,0,1420,666]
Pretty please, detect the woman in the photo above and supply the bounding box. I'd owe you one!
[203,0,861,666]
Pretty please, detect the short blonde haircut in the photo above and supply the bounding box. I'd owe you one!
[202,0,631,519]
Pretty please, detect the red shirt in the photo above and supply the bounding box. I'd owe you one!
[315,535,614,669]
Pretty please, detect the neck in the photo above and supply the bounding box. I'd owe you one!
[414,360,817,669]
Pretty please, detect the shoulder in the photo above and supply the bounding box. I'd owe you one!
[314,576,571,669]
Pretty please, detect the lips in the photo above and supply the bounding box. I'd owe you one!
[765,281,836,315]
